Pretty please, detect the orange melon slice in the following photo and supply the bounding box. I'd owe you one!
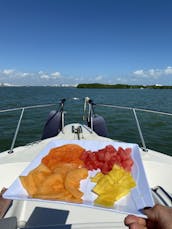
[42,144,85,170]
[65,168,88,199]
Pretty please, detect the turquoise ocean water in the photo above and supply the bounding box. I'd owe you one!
[0,87,172,156]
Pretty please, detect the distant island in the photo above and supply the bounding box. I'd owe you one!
[77,83,172,89]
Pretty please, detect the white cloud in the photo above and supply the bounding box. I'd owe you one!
[133,69,147,77]
[2,69,15,75]
[164,66,172,75]
[19,72,30,77]
[40,74,50,79]
[133,66,172,78]
[51,71,61,78]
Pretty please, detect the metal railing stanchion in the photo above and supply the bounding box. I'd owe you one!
[132,108,148,152]
[8,108,25,154]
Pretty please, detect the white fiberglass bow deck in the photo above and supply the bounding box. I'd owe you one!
[0,98,172,229]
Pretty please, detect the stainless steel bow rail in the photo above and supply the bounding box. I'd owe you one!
[0,103,56,154]
[1,99,172,154]
[88,101,172,152]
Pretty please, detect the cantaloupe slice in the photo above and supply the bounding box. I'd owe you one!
[37,173,64,194]
[20,173,37,196]
[65,168,88,199]
[42,144,85,170]
[20,145,88,203]
[19,163,51,195]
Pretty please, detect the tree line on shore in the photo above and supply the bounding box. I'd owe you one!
[77,83,172,89]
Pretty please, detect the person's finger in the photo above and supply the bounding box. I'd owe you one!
[125,222,147,229]
[124,215,146,226]
[0,187,7,194]
[142,205,158,221]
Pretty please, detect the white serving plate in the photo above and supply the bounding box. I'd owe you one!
[4,139,154,217]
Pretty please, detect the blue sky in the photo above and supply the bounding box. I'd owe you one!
[1,0,172,86]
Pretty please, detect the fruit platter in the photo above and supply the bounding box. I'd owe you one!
[4,139,154,216]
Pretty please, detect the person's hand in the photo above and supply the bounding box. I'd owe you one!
[0,187,12,218]
[124,204,172,229]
